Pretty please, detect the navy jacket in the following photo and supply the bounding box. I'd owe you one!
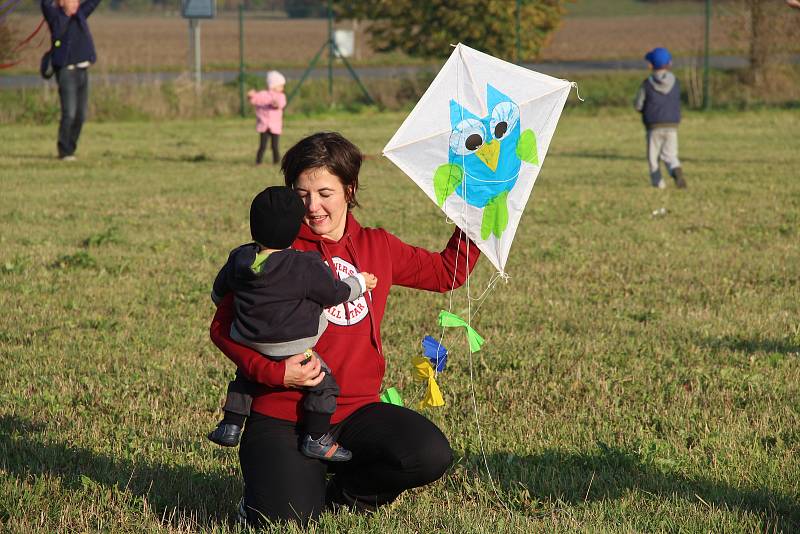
[41,0,101,68]
[211,245,361,351]
[642,78,681,127]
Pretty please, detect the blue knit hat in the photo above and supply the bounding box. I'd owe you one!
[645,47,672,69]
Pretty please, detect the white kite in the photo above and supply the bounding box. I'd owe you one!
[383,43,573,274]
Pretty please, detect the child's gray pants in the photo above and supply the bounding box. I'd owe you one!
[646,128,681,188]
[223,351,339,435]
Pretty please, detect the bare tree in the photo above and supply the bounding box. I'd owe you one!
[737,0,799,85]
[0,22,17,66]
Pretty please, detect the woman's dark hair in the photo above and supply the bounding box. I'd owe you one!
[281,132,363,209]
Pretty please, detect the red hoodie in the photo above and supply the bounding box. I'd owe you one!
[210,213,480,424]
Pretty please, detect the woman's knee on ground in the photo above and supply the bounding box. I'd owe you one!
[244,488,323,528]
[404,433,453,485]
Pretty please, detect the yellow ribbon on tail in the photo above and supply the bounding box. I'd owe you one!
[412,356,444,408]
[438,310,485,353]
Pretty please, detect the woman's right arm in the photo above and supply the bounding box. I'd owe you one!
[210,294,325,388]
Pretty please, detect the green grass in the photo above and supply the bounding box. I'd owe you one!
[6,66,800,126]
[1,108,799,533]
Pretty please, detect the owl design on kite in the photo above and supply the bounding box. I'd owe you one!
[433,84,539,240]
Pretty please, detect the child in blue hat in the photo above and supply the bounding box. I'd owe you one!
[634,47,687,189]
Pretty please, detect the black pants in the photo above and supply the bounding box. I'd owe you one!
[223,356,340,436]
[256,131,280,164]
[55,67,89,157]
[239,403,453,526]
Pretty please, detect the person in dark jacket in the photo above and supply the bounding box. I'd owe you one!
[41,0,101,160]
[208,186,377,462]
[634,47,687,189]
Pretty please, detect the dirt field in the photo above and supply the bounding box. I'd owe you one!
[4,12,743,74]
[543,15,740,62]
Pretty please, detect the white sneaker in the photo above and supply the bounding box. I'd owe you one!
[60,155,77,162]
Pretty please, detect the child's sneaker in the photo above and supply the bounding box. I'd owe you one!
[236,497,248,524]
[653,178,666,189]
[672,167,687,189]
[301,433,352,462]
[208,422,242,447]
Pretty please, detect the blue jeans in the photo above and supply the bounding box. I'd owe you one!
[55,67,89,157]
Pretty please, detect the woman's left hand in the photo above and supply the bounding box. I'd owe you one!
[282,353,325,388]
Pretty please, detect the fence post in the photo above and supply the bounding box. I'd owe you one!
[515,0,521,64]
[189,18,201,93]
[703,0,711,110]
[328,0,333,101]
[239,3,245,118]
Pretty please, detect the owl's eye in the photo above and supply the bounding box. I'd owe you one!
[490,101,520,141]
[449,118,486,156]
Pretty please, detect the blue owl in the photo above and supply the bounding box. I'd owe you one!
[433,84,538,240]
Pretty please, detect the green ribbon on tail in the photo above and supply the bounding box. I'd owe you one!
[438,310,485,353]
[380,387,404,406]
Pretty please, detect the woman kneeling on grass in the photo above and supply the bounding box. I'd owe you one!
[210,132,480,526]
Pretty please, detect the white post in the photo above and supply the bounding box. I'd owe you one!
[189,18,201,92]
[352,19,359,61]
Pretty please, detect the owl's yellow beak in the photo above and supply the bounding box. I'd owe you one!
[475,139,501,172]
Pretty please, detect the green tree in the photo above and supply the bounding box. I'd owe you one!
[336,0,567,62]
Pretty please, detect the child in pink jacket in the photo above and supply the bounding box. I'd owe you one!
[248,70,287,165]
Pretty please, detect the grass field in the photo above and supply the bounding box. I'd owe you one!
[1,108,799,533]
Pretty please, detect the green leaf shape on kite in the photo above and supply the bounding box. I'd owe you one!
[480,190,509,240]
[433,162,463,207]
[516,129,538,165]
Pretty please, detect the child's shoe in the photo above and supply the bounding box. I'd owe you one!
[208,422,242,447]
[236,497,248,524]
[301,433,352,461]
[672,167,687,189]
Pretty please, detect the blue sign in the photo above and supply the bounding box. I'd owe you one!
[182,0,215,19]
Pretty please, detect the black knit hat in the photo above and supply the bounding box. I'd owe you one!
[250,186,305,249]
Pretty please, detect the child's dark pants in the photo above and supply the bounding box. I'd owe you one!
[256,131,280,164]
[223,353,338,436]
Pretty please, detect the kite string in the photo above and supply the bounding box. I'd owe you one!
[571,81,585,102]
[468,271,506,319]
[449,45,514,518]
[434,52,467,372]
